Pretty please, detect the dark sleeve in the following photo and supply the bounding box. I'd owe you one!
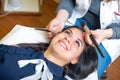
[55,0,75,18]
[106,23,120,39]
[0,44,35,58]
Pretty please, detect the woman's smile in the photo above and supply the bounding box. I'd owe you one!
[58,39,69,50]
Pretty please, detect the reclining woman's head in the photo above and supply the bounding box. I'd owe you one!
[65,44,98,80]
[18,26,98,79]
[18,26,86,66]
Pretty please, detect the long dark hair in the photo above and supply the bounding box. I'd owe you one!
[65,44,98,80]
[17,42,49,51]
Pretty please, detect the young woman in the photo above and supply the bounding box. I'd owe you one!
[46,0,120,79]
[0,27,98,80]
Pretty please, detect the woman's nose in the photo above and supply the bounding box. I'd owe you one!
[65,37,70,44]
[65,35,74,44]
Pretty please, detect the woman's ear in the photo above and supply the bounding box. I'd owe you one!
[70,58,79,64]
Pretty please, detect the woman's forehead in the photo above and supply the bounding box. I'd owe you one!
[68,27,83,34]
[69,28,85,44]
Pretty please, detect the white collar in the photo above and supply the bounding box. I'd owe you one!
[18,59,53,80]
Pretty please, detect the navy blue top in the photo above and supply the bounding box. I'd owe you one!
[0,44,67,80]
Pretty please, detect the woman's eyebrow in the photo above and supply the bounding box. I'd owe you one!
[69,29,73,34]
[70,29,83,46]
[78,38,83,46]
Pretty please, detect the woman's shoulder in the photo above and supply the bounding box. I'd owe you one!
[0,44,36,55]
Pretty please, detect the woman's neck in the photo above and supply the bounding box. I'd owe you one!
[44,49,67,67]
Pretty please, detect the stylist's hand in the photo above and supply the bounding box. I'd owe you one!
[46,10,69,38]
[85,29,113,47]
[85,30,104,47]
[46,17,65,38]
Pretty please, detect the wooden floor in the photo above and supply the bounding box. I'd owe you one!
[0,0,120,80]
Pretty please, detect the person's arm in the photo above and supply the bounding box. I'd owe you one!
[56,0,75,18]
[106,23,120,39]
[46,10,69,38]
[85,28,113,46]
[0,44,19,59]
[46,0,75,38]
[85,22,120,46]
[0,44,35,56]
[54,0,75,26]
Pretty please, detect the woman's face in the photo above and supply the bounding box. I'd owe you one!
[49,27,85,64]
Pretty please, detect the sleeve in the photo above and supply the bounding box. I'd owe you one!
[55,0,75,18]
[0,44,35,56]
[106,23,120,39]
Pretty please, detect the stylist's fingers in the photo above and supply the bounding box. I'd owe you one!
[85,33,94,46]
[46,18,61,31]
[46,18,59,38]
[46,32,56,39]
[90,30,102,44]
[84,30,99,47]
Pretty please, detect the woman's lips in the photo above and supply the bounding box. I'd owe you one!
[59,40,68,50]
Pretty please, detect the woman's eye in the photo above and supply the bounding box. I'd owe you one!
[75,41,81,47]
[64,30,71,35]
